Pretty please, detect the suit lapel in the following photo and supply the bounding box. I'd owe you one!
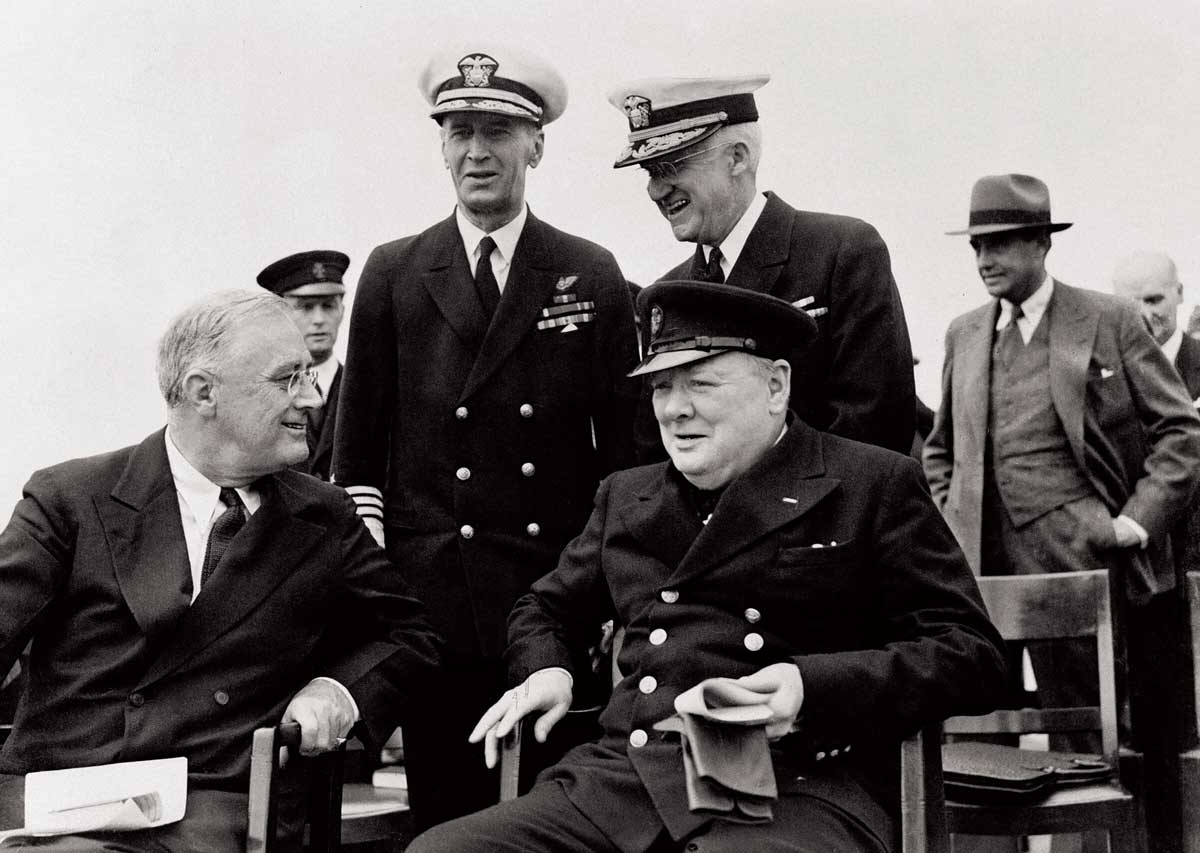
[1047,282,1098,470]
[461,213,561,400]
[614,466,704,575]
[311,365,341,468]
[420,214,490,349]
[670,422,840,585]
[958,301,999,455]
[138,475,326,689]
[725,192,790,295]
[97,429,192,640]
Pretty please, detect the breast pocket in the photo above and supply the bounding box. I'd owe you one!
[763,541,864,635]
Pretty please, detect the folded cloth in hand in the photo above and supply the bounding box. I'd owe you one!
[653,678,779,823]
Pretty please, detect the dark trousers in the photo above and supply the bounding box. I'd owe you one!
[407,777,890,853]
[402,660,504,832]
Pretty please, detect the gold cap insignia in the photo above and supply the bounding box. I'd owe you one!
[459,54,499,88]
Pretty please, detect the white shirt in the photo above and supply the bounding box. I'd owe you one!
[165,429,261,603]
[312,358,340,402]
[1161,325,1183,365]
[995,273,1054,343]
[703,191,768,279]
[456,204,528,295]
[164,429,359,716]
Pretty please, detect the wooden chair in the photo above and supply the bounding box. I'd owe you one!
[1181,571,1200,853]
[934,570,1146,852]
[247,723,413,851]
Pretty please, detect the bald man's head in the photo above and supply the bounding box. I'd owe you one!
[1112,251,1182,345]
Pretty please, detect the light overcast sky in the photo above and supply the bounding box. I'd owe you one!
[3,1,1197,505]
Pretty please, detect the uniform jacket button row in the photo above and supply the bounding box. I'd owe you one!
[459,523,540,538]
[814,745,850,761]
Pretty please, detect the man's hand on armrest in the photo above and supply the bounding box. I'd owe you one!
[282,678,358,756]
[468,668,573,769]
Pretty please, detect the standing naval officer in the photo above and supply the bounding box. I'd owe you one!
[332,43,640,829]
[607,74,915,455]
[257,249,350,481]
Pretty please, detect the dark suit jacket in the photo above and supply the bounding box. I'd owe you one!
[507,420,1006,849]
[661,192,915,454]
[333,211,640,661]
[1176,333,1200,401]
[0,430,441,788]
[923,281,1200,603]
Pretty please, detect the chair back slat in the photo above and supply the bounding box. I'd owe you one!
[944,707,1102,736]
[977,571,1102,640]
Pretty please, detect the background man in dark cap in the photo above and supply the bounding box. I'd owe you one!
[409,281,1005,853]
[924,174,1200,851]
[332,43,640,828]
[0,290,440,849]
[257,249,350,481]
[607,74,916,456]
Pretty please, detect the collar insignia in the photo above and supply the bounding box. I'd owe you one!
[459,54,499,88]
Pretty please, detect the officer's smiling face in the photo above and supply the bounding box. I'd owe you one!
[442,112,544,230]
[650,352,790,490]
[644,143,744,246]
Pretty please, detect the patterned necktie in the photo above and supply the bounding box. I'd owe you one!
[475,236,501,317]
[200,487,246,588]
[994,303,1026,368]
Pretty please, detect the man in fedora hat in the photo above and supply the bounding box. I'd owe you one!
[409,281,1005,853]
[257,249,351,481]
[332,43,639,828]
[606,74,916,456]
[923,174,1200,764]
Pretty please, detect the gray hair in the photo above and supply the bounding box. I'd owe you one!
[156,290,291,408]
[713,122,762,175]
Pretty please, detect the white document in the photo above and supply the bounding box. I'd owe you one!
[0,756,187,845]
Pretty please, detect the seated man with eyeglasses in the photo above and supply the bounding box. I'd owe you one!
[608,74,916,458]
[0,290,441,850]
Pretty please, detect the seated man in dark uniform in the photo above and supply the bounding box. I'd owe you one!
[409,281,1007,853]
[0,290,441,850]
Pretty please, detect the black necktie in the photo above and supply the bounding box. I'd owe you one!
[994,303,1025,368]
[308,375,325,435]
[700,247,724,286]
[200,488,245,588]
[475,236,501,317]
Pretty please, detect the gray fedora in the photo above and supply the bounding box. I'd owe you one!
[946,173,1073,236]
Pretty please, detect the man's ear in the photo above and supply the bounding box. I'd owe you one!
[527,129,545,168]
[728,141,751,177]
[182,369,218,417]
[767,360,791,414]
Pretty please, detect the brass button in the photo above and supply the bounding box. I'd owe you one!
[456,467,471,481]
[128,692,145,708]
[455,406,468,420]
[519,403,534,418]
[526,523,541,537]
[639,676,657,694]
[744,632,764,652]
[649,628,667,646]
[744,607,761,623]
[460,524,475,539]
[213,690,230,706]
[629,729,648,748]
[521,462,535,477]
[660,590,679,604]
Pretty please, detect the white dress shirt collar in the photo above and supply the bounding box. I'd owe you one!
[1161,325,1184,364]
[996,273,1054,343]
[455,205,528,292]
[311,358,339,402]
[703,191,768,278]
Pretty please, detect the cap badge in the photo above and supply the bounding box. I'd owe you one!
[312,262,326,280]
[459,54,499,88]
[650,304,663,337]
[623,95,652,130]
